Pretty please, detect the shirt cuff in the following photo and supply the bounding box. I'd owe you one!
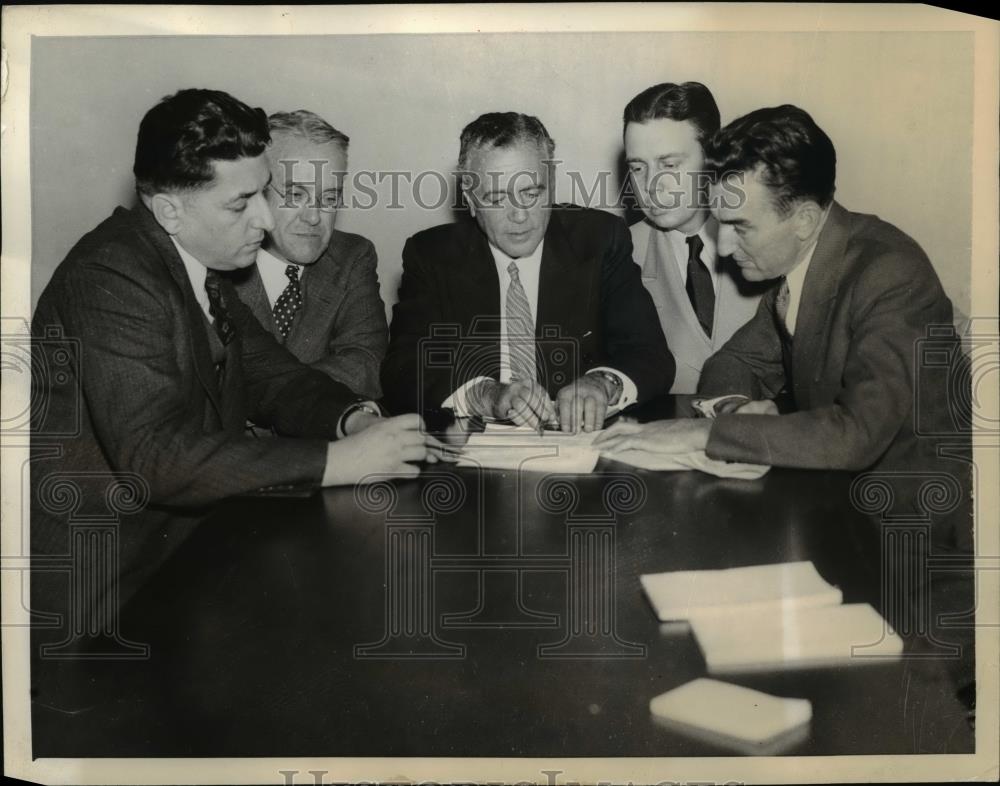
[336,399,383,439]
[442,376,493,418]
[586,367,637,415]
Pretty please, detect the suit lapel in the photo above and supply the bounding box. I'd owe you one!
[537,211,592,387]
[241,265,278,336]
[288,243,344,355]
[537,211,581,335]
[455,221,502,330]
[134,207,224,417]
[791,201,851,407]
[447,222,502,377]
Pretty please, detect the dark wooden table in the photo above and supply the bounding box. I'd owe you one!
[31,453,975,758]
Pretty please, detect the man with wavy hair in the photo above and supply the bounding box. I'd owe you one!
[31,89,437,622]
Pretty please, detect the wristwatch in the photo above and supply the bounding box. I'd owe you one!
[588,370,623,405]
[338,399,383,437]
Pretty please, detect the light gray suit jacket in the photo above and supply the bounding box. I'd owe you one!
[232,230,388,399]
[630,219,769,393]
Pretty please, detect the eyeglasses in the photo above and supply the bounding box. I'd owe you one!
[267,182,342,212]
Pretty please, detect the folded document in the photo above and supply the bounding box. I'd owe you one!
[455,424,600,473]
[650,678,811,753]
[691,602,903,672]
[609,447,769,480]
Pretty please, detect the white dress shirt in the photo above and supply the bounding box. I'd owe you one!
[782,208,830,336]
[666,216,720,294]
[444,239,637,417]
[170,238,365,441]
[256,247,306,308]
[171,237,212,320]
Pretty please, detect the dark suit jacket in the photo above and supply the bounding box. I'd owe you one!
[231,231,388,399]
[381,205,674,415]
[699,202,965,475]
[30,205,359,613]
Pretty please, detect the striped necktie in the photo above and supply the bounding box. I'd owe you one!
[204,270,235,345]
[506,260,537,384]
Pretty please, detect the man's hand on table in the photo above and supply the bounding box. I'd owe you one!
[555,372,619,433]
[322,414,455,486]
[594,418,713,456]
[468,378,558,430]
[594,397,778,457]
[465,371,624,433]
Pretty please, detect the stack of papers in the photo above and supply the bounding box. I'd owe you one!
[640,561,902,672]
[690,603,903,672]
[455,424,601,473]
[649,678,812,754]
[640,560,843,621]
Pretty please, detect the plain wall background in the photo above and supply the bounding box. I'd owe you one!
[30,32,973,318]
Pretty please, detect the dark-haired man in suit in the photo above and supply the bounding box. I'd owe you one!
[382,112,674,432]
[232,110,387,400]
[623,81,769,393]
[599,104,964,483]
[597,103,973,695]
[31,89,437,621]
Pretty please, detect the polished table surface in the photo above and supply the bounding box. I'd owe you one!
[32,451,975,758]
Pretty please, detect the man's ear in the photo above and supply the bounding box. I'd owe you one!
[793,200,823,241]
[148,192,185,235]
[462,185,478,218]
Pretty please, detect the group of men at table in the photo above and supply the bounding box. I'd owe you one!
[31,81,970,618]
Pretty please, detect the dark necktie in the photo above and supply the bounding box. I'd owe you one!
[684,234,714,338]
[204,270,235,345]
[273,265,303,339]
[775,276,791,335]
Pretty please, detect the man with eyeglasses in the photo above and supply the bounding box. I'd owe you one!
[232,110,388,400]
[382,111,673,431]
[30,89,442,627]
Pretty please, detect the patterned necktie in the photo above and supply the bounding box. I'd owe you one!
[273,265,303,339]
[685,234,714,338]
[775,276,791,335]
[506,260,537,384]
[204,270,235,345]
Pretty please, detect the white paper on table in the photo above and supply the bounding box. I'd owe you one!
[455,423,601,473]
[640,560,843,622]
[607,446,769,479]
[649,678,812,752]
[690,602,903,673]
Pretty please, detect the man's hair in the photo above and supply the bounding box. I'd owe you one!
[622,81,721,144]
[133,88,270,197]
[704,104,837,215]
[268,109,350,150]
[457,112,556,181]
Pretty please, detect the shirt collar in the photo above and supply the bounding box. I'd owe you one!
[488,239,545,268]
[783,206,831,296]
[666,214,716,264]
[170,236,211,318]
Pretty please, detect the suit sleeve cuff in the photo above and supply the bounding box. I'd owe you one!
[442,376,493,418]
[336,399,383,439]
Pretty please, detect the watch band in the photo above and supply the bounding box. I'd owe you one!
[590,370,623,405]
